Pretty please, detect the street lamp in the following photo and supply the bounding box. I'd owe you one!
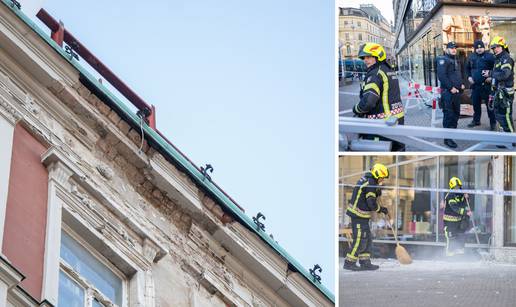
[351,22,357,72]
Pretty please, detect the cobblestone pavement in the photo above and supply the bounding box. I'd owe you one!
[339,78,511,151]
[340,258,516,307]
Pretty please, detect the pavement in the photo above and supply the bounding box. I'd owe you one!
[339,258,516,307]
[339,77,511,151]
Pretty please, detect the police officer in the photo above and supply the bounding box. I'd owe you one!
[344,163,389,271]
[465,39,496,130]
[483,36,515,133]
[437,41,465,149]
[352,43,405,151]
[443,177,471,256]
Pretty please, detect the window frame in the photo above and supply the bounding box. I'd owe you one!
[59,224,128,307]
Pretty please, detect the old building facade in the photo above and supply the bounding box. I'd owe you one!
[339,5,395,62]
[0,2,333,306]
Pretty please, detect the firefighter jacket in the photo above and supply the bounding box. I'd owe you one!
[444,191,468,222]
[353,62,404,120]
[346,172,382,220]
[492,49,514,89]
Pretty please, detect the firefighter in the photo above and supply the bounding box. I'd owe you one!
[437,41,465,149]
[343,163,389,271]
[352,43,405,151]
[443,177,471,256]
[483,36,514,133]
[465,39,496,130]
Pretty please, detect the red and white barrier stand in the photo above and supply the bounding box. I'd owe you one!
[430,96,443,128]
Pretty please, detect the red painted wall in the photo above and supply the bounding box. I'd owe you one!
[2,125,48,300]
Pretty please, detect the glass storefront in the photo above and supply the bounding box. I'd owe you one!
[340,156,497,247]
[399,14,516,87]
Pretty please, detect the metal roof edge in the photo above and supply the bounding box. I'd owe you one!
[0,1,335,302]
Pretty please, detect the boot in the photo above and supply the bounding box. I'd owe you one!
[359,259,379,271]
[343,259,362,271]
[444,139,458,149]
[490,122,497,131]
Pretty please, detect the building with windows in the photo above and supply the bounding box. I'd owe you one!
[339,5,396,63]
[339,155,516,262]
[393,0,516,87]
[0,2,334,307]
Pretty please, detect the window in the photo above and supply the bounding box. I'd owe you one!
[58,229,126,307]
[344,20,348,26]
[358,33,362,41]
[346,45,351,55]
[357,21,361,28]
[345,33,349,40]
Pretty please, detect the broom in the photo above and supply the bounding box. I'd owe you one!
[385,213,412,265]
[464,196,490,260]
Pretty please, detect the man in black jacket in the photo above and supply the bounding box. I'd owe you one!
[344,163,390,271]
[465,40,496,130]
[437,41,466,149]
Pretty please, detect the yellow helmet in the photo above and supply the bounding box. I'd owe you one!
[449,177,462,189]
[490,36,508,49]
[371,163,389,179]
[358,43,386,62]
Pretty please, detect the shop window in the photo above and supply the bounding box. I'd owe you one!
[58,229,126,307]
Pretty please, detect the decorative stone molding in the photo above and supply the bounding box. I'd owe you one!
[143,238,160,263]
[21,94,41,116]
[0,96,21,125]
[96,164,114,180]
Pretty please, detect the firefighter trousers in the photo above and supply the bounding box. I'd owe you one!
[346,218,372,262]
[494,94,514,133]
[444,221,466,255]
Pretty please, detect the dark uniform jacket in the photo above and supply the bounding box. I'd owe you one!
[353,62,404,120]
[437,54,464,91]
[465,51,495,86]
[346,172,382,220]
[444,191,468,222]
[492,50,514,89]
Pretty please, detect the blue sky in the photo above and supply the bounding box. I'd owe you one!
[41,0,335,291]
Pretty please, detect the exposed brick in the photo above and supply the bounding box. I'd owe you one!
[108,110,121,126]
[96,139,109,153]
[172,210,182,223]
[212,205,224,220]
[221,214,234,224]
[202,195,216,210]
[105,133,121,146]
[117,120,131,135]
[142,180,154,192]
[105,147,118,160]
[114,155,128,169]
[77,85,90,98]
[97,102,111,116]
[152,189,164,202]
[127,129,142,146]
[132,171,145,185]
[141,139,150,153]
[181,213,192,225]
